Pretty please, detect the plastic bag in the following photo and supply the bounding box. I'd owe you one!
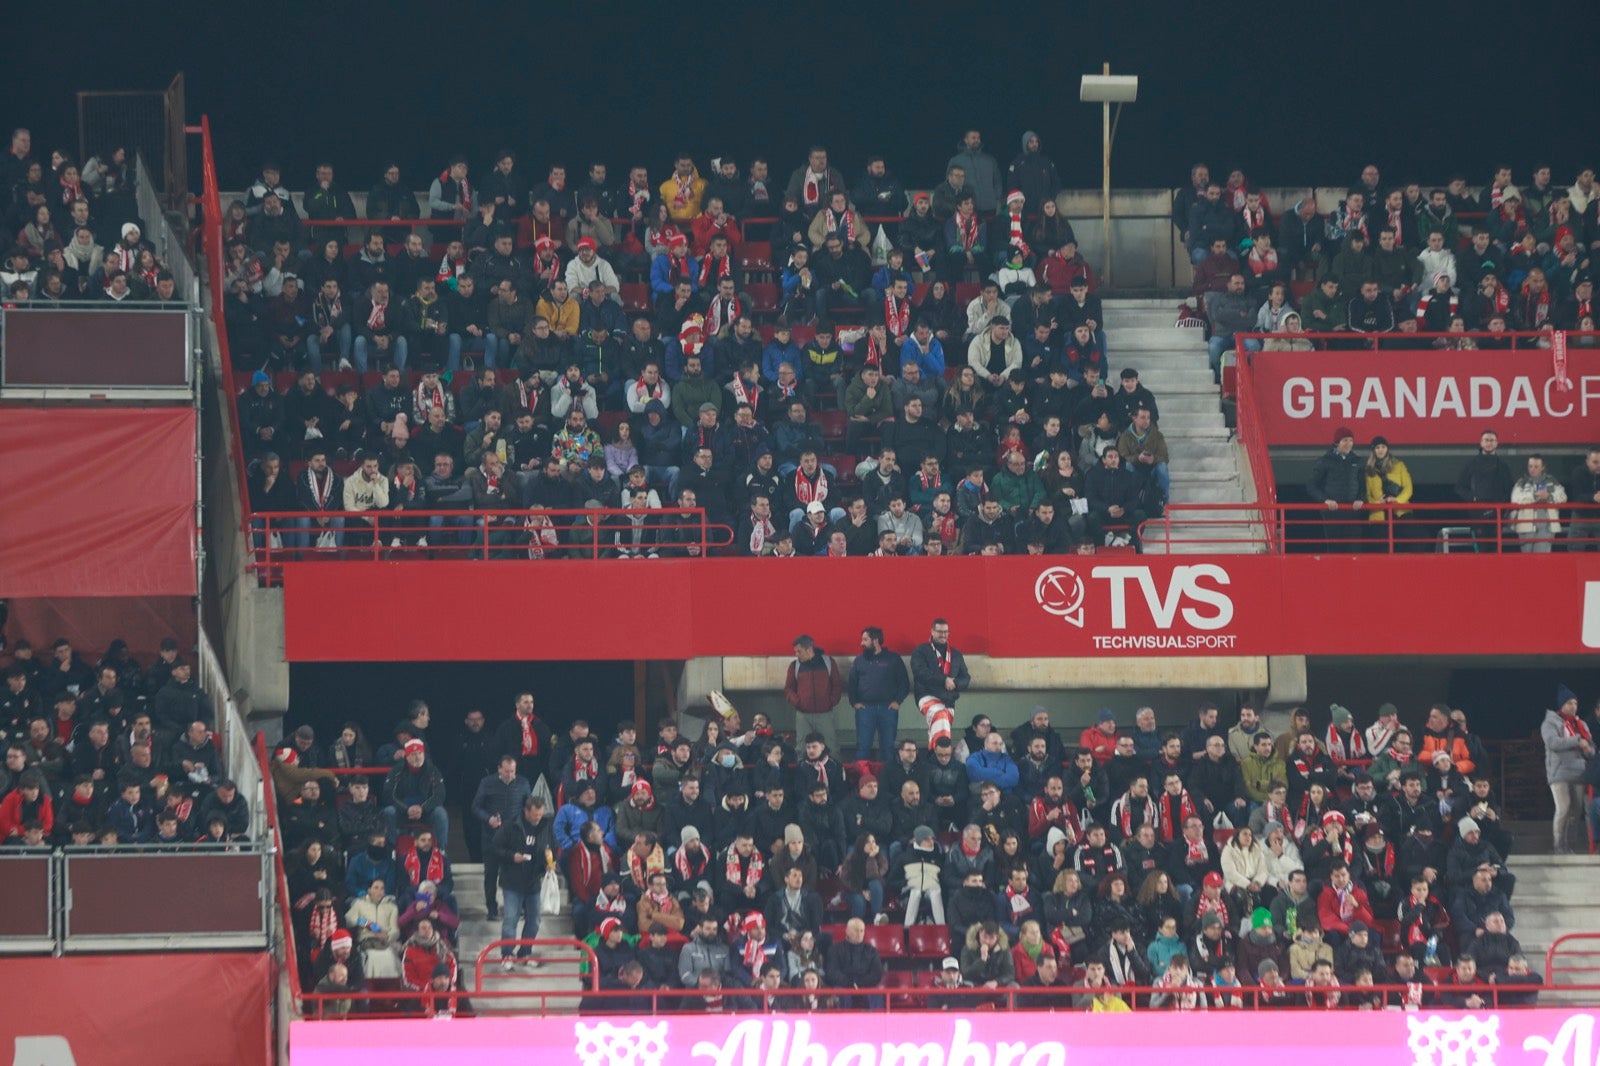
[539,867,562,916]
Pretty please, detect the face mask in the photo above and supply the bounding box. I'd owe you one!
[367,845,388,860]
[720,754,737,768]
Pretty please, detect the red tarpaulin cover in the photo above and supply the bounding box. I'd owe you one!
[0,407,196,597]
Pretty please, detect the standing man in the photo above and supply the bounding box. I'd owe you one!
[1565,448,1600,551]
[948,130,1001,214]
[848,627,910,762]
[472,755,532,921]
[910,618,972,706]
[785,635,844,754]
[1307,427,1365,549]
[495,691,552,795]
[1227,703,1267,763]
[448,708,497,862]
[1455,429,1514,550]
[1541,685,1593,854]
[493,794,554,971]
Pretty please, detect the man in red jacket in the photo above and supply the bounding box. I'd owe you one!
[1317,860,1375,945]
[1078,708,1119,764]
[785,635,843,755]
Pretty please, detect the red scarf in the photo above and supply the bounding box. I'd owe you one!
[672,173,695,209]
[730,375,758,415]
[928,508,957,543]
[60,176,88,206]
[1157,790,1199,841]
[1415,292,1459,324]
[1324,830,1353,868]
[803,171,823,206]
[439,170,471,212]
[1007,210,1030,258]
[518,713,540,757]
[726,849,764,888]
[1194,892,1230,929]
[1562,714,1593,741]
[626,846,664,890]
[1520,286,1551,327]
[826,208,855,245]
[367,299,387,331]
[707,295,741,335]
[1242,205,1265,234]
[885,293,910,339]
[306,468,335,509]
[673,843,709,883]
[415,381,445,416]
[570,756,598,782]
[1324,726,1366,762]
[698,253,731,289]
[1386,208,1404,244]
[404,846,445,888]
[572,842,613,891]
[1117,794,1154,839]
[793,467,829,505]
[740,934,767,976]
[534,253,560,288]
[1364,841,1396,878]
[864,333,883,370]
[516,379,542,417]
[956,212,979,251]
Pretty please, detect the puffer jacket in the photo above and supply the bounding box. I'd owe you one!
[1511,475,1567,535]
[959,924,1015,985]
[1541,709,1590,784]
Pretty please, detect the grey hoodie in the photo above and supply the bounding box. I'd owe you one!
[948,140,1002,214]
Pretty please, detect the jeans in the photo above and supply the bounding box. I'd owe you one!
[904,885,945,927]
[306,324,353,371]
[854,704,899,761]
[846,879,886,923]
[798,711,840,754]
[1144,460,1171,501]
[644,465,679,490]
[1551,782,1587,851]
[455,332,498,369]
[499,886,540,956]
[353,335,409,372]
[1207,335,1260,381]
[481,826,499,911]
[1189,246,1209,265]
[428,514,474,547]
[295,515,345,548]
[383,803,450,850]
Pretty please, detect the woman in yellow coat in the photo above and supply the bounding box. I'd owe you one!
[1364,436,1414,548]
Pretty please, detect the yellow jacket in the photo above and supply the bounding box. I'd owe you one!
[659,169,708,221]
[536,294,581,338]
[1364,458,1413,520]
[1089,993,1131,1012]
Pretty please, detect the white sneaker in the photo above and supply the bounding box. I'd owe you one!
[500,958,515,973]
[873,914,889,926]
[338,358,353,371]
[389,537,401,547]
[521,957,542,970]
[417,536,428,547]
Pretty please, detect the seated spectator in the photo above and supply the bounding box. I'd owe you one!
[1203,274,1257,383]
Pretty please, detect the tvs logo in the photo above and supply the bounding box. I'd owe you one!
[1034,566,1086,627]
[1033,564,1237,649]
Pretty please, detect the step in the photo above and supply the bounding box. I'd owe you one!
[1106,311,1182,328]
[1149,393,1221,416]
[1109,327,1208,349]
[1104,298,1181,311]
[1127,369,1215,392]
[1167,457,1240,475]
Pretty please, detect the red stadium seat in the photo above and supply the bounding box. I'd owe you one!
[597,411,627,439]
[864,925,906,960]
[620,282,650,312]
[821,924,848,947]
[790,324,816,346]
[954,282,981,305]
[884,968,921,1007]
[738,242,772,272]
[746,282,780,312]
[1290,279,1314,300]
[906,924,950,961]
[816,410,846,443]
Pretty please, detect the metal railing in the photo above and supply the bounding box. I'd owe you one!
[248,506,734,579]
[1140,500,1600,553]
[1236,328,1600,351]
[1546,933,1600,987]
[198,623,267,841]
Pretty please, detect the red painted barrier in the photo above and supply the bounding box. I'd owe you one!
[280,553,1600,661]
[1243,341,1600,446]
[0,952,272,1062]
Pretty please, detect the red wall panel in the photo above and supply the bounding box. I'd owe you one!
[281,555,1600,661]
[0,407,196,597]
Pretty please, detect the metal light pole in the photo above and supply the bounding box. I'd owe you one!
[1079,66,1138,288]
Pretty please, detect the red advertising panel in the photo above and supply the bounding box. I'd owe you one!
[292,1010,1600,1066]
[0,407,196,596]
[280,554,1600,661]
[1248,347,1600,445]
[0,953,271,1063]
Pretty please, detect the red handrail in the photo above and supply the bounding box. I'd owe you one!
[1236,328,1600,350]
[1546,933,1600,983]
[472,938,599,992]
[255,732,304,1007]
[1231,341,1278,551]
[197,116,255,543]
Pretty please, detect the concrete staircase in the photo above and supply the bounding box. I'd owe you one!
[451,862,586,1012]
[1101,299,1259,555]
[1490,849,1600,1004]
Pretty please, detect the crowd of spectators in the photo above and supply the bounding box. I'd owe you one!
[0,128,183,307]
[1301,432,1599,553]
[224,134,1179,558]
[0,633,244,851]
[282,632,1577,1013]
[1181,161,1599,373]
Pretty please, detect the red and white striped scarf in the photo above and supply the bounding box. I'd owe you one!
[439,170,471,212]
[956,212,979,251]
[534,253,560,288]
[367,299,387,331]
[793,468,829,505]
[1415,292,1459,324]
[415,380,446,416]
[60,176,88,207]
[746,511,776,554]
[826,208,855,245]
[707,295,741,335]
[673,843,709,884]
[730,374,758,414]
[1324,725,1366,762]
[1117,794,1155,839]
[885,293,910,339]
[517,713,539,755]
[403,846,445,889]
[726,849,763,889]
[1386,208,1404,243]
[632,378,664,405]
[672,173,695,210]
[1157,790,1198,842]
[1008,211,1030,258]
[1242,204,1265,234]
[306,468,335,509]
[803,171,824,206]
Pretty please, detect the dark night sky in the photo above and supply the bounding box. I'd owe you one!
[17,4,1592,195]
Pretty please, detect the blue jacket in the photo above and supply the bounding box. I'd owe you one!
[965,748,1020,793]
[900,338,945,379]
[664,338,715,383]
[345,850,397,897]
[650,253,701,298]
[761,340,804,382]
[554,801,616,854]
[871,265,912,293]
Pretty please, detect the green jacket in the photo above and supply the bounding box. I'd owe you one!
[1416,208,1459,250]
[1241,752,1285,803]
[992,467,1044,515]
[1302,287,1348,331]
[1326,248,1376,295]
[1373,247,1421,293]
[844,375,894,423]
[670,375,722,428]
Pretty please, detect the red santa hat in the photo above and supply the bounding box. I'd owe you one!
[598,917,622,939]
[742,912,765,935]
[330,929,353,951]
[1322,809,1346,826]
[679,314,705,356]
[275,747,298,766]
[1005,190,1025,206]
[576,237,598,252]
[667,232,689,249]
[534,236,555,252]
[403,739,426,757]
